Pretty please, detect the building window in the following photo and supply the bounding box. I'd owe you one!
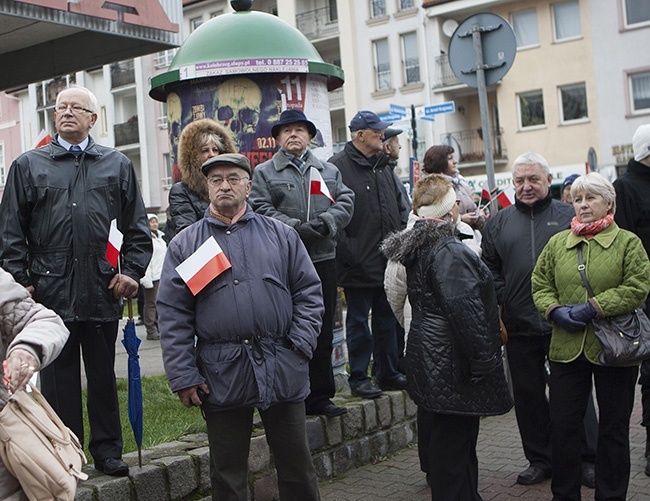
[190,17,203,32]
[399,0,415,9]
[154,49,177,69]
[401,32,420,85]
[0,142,5,186]
[629,71,650,113]
[518,90,545,129]
[559,83,588,123]
[328,0,338,22]
[370,0,386,18]
[624,0,650,27]
[552,1,581,41]
[374,38,391,91]
[162,153,172,189]
[511,9,539,49]
[158,102,169,129]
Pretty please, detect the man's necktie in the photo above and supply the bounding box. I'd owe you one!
[70,145,82,157]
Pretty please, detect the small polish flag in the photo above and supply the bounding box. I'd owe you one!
[496,185,516,208]
[175,237,232,296]
[33,130,52,149]
[106,219,123,268]
[309,167,335,203]
[481,182,492,201]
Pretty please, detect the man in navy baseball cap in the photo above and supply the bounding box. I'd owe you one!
[348,110,392,132]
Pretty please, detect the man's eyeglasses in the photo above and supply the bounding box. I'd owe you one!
[207,176,249,187]
[55,104,95,115]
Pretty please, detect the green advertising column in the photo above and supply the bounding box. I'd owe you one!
[149,1,344,182]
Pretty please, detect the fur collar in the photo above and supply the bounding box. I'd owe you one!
[178,119,237,201]
[381,219,457,266]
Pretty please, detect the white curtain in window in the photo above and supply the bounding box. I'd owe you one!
[632,72,650,110]
[375,39,391,90]
[553,1,581,40]
[512,9,539,48]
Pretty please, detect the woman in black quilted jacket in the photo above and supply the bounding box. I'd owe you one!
[381,174,512,500]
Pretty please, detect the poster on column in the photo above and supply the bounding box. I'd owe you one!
[167,73,333,181]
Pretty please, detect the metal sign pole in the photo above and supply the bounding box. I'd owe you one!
[472,23,497,213]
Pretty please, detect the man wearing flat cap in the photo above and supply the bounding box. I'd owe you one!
[158,153,323,499]
[329,111,411,399]
[250,109,354,417]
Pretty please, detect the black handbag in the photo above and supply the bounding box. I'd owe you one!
[577,245,650,366]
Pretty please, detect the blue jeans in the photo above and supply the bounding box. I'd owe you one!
[344,286,400,386]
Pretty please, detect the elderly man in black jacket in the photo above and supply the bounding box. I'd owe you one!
[329,111,410,399]
[0,86,152,477]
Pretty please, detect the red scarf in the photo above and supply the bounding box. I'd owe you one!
[571,212,614,239]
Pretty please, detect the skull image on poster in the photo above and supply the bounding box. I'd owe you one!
[212,77,262,150]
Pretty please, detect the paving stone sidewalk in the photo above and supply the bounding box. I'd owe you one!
[319,385,650,501]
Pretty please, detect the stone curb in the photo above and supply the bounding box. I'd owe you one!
[74,390,417,501]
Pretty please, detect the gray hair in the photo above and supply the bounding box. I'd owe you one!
[201,132,225,153]
[570,172,616,214]
[512,152,550,176]
[56,85,98,112]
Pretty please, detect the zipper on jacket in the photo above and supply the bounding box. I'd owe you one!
[530,208,536,266]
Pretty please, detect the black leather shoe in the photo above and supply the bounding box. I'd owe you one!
[581,464,595,488]
[645,456,650,477]
[378,374,407,391]
[95,457,129,477]
[309,403,348,417]
[516,466,550,485]
[350,380,383,399]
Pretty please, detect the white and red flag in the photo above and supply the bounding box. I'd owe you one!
[105,219,123,268]
[309,167,335,203]
[33,130,52,149]
[175,237,231,296]
[496,184,516,208]
[481,181,493,201]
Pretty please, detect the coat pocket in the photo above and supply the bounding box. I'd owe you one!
[273,344,310,402]
[198,345,255,408]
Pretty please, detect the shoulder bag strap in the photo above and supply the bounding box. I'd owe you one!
[577,245,596,298]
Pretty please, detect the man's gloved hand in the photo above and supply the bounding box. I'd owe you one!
[567,302,597,323]
[296,220,327,242]
[550,306,587,332]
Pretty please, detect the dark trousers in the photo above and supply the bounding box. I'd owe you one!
[305,260,336,412]
[344,286,400,386]
[418,408,482,501]
[641,359,650,429]
[40,321,123,461]
[205,402,320,501]
[506,335,553,471]
[549,358,638,500]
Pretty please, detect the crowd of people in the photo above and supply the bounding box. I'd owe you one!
[0,83,648,500]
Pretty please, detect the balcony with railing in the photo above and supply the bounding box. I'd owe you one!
[110,60,135,89]
[114,117,139,147]
[433,54,462,89]
[296,6,338,40]
[440,127,507,165]
[328,87,344,109]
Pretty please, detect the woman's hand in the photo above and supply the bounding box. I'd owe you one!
[567,302,597,323]
[550,306,587,332]
[3,348,38,393]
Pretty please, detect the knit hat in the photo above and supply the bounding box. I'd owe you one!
[561,173,580,193]
[633,124,650,162]
[416,186,457,219]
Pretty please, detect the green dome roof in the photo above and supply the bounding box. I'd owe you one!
[150,10,344,101]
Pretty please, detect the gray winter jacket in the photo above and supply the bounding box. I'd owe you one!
[250,150,354,264]
[158,205,323,411]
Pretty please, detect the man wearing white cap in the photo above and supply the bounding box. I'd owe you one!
[329,111,410,399]
[613,123,650,477]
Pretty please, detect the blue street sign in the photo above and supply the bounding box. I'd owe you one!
[419,115,435,122]
[423,101,455,116]
[378,112,407,122]
[390,103,408,116]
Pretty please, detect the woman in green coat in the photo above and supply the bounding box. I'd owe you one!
[532,172,650,500]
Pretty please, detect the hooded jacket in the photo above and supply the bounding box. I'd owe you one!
[0,135,152,322]
[168,119,237,234]
[382,220,512,416]
[158,205,323,411]
[329,142,410,287]
[481,192,574,336]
